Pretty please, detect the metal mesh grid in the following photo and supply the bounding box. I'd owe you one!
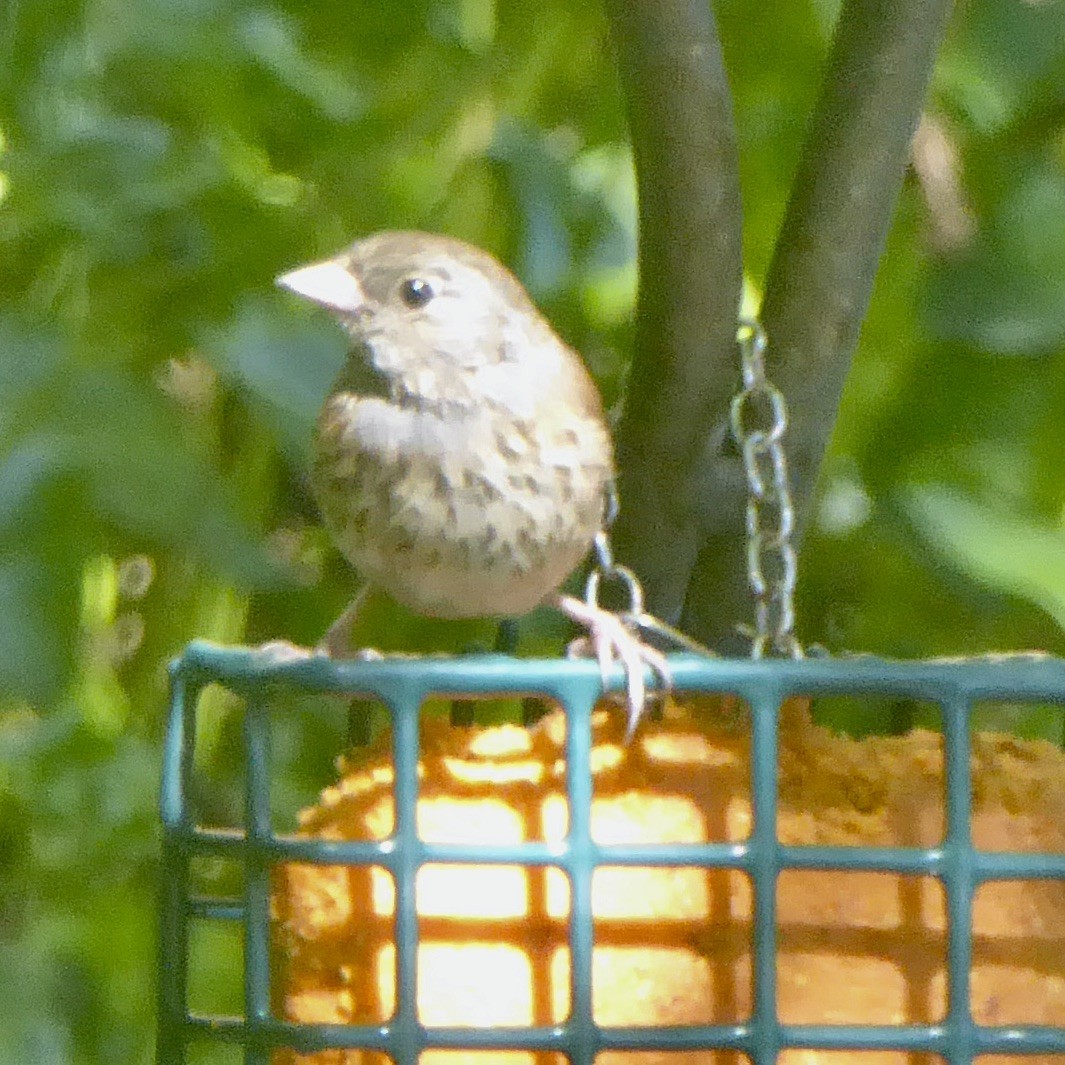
[157,641,1065,1063]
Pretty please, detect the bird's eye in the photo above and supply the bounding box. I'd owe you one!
[399,277,435,309]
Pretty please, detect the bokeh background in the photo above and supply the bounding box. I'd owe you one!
[3,0,1065,1060]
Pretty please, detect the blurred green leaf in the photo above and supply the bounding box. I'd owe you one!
[210,295,342,464]
[236,8,364,121]
[907,485,1065,631]
[0,558,69,703]
[925,166,1065,353]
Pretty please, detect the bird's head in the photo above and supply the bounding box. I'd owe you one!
[277,231,556,384]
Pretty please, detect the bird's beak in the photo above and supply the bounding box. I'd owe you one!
[276,259,366,315]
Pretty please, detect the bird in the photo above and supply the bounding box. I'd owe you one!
[275,230,669,731]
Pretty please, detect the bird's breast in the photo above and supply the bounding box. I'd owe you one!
[312,390,614,617]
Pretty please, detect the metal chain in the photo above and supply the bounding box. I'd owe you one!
[585,318,806,665]
[730,318,804,659]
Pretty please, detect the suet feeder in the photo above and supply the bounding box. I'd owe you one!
[157,643,1065,1064]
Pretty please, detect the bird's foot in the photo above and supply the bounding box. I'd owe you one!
[255,639,385,663]
[256,639,325,664]
[555,594,672,739]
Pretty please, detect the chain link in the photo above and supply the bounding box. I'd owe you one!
[584,492,716,657]
[730,318,804,659]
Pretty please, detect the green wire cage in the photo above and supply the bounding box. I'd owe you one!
[157,641,1065,1064]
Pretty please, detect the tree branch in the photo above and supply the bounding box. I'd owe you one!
[681,0,955,649]
[604,0,744,624]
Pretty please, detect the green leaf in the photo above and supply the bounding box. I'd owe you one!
[906,485,1065,630]
[209,296,343,465]
[924,166,1065,354]
[0,557,71,704]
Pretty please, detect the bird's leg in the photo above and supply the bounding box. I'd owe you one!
[257,586,378,662]
[316,586,376,658]
[254,637,322,663]
[554,593,672,738]
[252,587,380,747]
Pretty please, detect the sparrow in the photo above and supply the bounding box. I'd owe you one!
[276,231,669,729]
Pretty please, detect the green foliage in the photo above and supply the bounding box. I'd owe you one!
[2,0,1065,1060]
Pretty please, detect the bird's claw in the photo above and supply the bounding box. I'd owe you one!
[557,594,672,739]
[256,639,325,664]
[256,639,385,663]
